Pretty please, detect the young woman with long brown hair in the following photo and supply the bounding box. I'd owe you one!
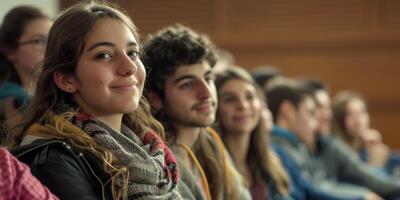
[9,2,181,199]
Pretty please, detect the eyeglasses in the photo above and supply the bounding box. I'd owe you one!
[18,36,47,48]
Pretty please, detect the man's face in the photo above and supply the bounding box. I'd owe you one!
[314,90,333,134]
[289,96,318,144]
[162,61,217,129]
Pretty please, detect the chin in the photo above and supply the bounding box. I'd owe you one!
[120,105,139,114]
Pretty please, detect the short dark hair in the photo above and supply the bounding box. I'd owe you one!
[142,24,217,98]
[266,79,313,122]
[251,66,282,89]
[302,78,328,93]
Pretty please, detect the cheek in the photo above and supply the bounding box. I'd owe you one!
[345,116,355,130]
[24,47,43,60]
[209,84,218,101]
[136,61,146,83]
[77,70,107,92]
[361,114,370,125]
[252,100,262,111]
[218,107,233,125]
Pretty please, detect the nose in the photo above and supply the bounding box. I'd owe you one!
[118,53,137,76]
[237,98,248,110]
[196,79,212,100]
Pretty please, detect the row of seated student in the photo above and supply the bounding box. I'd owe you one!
[1,1,400,200]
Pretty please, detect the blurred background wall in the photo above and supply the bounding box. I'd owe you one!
[16,0,400,148]
[0,0,59,21]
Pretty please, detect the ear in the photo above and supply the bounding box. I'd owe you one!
[280,100,295,119]
[5,49,17,62]
[53,71,79,93]
[147,90,163,109]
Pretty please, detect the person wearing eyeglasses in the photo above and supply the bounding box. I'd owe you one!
[0,6,52,143]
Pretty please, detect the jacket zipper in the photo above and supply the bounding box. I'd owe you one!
[80,153,111,200]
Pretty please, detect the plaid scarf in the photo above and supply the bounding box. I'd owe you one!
[71,112,181,199]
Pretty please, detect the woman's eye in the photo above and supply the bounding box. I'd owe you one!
[246,94,254,101]
[222,96,235,103]
[127,50,139,59]
[96,52,111,60]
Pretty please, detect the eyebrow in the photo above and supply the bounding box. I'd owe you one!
[219,92,235,98]
[87,41,138,51]
[173,75,195,84]
[173,69,213,84]
[30,33,47,38]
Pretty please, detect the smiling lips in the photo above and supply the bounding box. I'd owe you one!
[111,80,138,91]
[193,101,214,112]
[233,114,252,122]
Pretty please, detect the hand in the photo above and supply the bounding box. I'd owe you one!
[365,192,384,200]
[261,107,273,134]
[362,129,382,145]
[362,129,390,167]
[366,142,390,167]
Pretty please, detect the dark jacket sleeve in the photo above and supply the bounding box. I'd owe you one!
[21,145,101,200]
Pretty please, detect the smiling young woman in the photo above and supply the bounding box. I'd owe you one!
[8,2,181,200]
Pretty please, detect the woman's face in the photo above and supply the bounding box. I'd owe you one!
[218,79,262,135]
[10,18,52,74]
[344,98,370,138]
[68,18,145,117]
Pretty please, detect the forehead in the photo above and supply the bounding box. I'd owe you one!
[22,18,52,36]
[315,90,330,106]
[220,79,255,94]
[84,18,137,46]
[169,61,211,80]
[301,96,316,109]
[347,98,366,111]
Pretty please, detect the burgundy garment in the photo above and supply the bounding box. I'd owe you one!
[251,179,269,200]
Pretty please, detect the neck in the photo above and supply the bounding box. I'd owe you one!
[276,118,290,131]
[97,114,123,132]
[349,137,362,152]
[174,124,202,148]
[16,69,31,90]
[224,130,251,168]
[224,130,252,186]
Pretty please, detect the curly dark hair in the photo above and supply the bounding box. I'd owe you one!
[142,24,217,98]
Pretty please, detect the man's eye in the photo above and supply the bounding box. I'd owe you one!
[180,82,193,89]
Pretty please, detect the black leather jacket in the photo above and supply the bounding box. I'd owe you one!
[12,139,113,200]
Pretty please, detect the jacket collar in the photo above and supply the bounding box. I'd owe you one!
[271,126,300,147]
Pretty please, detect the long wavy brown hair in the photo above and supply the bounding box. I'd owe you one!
[7,1,165,199]
[215,66,290,196]
[332,90,367,150]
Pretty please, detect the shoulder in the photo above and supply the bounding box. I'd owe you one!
[12,139,82,166]
[12,139,109,200]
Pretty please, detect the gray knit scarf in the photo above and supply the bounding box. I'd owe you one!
[72,112,181,200]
